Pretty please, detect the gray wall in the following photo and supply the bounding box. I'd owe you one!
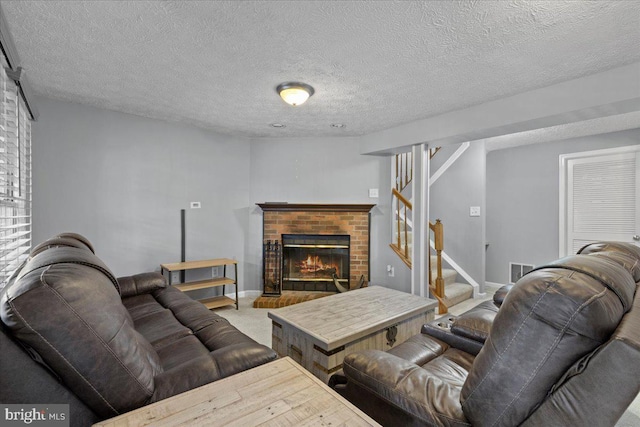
[486,129,640,284]
[32,97,251,286]
[430,142,486,292]
[247,137,411,293]
[32,97,411,293]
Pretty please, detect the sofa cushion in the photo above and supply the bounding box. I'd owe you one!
[133,309,194,349]
[152,287,230,332]
[122,293,167,321]
[55,232,96,253]
[0,253,162,418]
[17,246,120,293]
[123,285,276,376]
[30,236,94,258]
[461,255,635,427]
[156,335,212,371]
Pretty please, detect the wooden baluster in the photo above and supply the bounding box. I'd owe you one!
[403,203,408,258]
[428,230,432,291]
[404,153,409,189]
[395,154,399,191]
[409,151,413,185]
[399,153,402,190]
[434,219,446,313]
[396,197,401,249]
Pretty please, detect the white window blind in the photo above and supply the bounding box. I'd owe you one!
[0,53,31,285]
[561,146,640,257]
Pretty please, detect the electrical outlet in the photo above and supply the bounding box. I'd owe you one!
[469,206,481,217]
[211,266,221,278]
[369,188,379,198]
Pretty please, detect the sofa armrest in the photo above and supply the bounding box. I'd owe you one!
[421,319,484,356]
[343,350,466,425]
[492,284,513,306]
[343,350,432,422]
[450,299,498,343]
[117,272,167,298]
[420,300,498,356]
[208,342,277,379]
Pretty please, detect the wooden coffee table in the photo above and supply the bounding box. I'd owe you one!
[268,286,438,382]
[93,357,379,426]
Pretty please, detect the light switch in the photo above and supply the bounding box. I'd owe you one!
[190,202,201,209]
[470,206,481,217]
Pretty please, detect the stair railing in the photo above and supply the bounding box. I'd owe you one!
[428,219,447,314]
[395,152,413,192]
[390,188,412,268]
[391,148,446,311]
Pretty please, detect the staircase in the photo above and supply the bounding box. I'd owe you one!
[389,150,474,314]
[431,256,473,309]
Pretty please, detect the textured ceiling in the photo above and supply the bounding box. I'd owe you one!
[2,0,639,138]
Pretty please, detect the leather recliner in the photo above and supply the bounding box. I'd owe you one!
[332,242,640,426]
[0,233,277,426]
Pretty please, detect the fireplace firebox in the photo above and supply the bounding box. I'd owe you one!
[282,234,350,292]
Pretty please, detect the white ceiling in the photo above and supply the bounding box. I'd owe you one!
[2,0,640,139]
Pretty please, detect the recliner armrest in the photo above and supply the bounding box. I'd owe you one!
[343,350,467,425]
[117,272,167,297]
[421,319,484,355]
[450,300,498,343]
[421,300,498,355]
[343,350,434,423]
[493,284,513,306]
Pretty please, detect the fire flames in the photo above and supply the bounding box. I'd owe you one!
[296,254,340,278]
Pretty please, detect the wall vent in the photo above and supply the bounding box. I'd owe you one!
[509,262,534,284]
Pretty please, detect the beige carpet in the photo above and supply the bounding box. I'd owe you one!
[215,289,640,426]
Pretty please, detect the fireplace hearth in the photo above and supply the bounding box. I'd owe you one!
[282,234,349,292]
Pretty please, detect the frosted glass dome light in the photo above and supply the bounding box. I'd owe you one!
[277,82,315,106]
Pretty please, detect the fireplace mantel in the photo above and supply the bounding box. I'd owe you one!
[257,203,375,213]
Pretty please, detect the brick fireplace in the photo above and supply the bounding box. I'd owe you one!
[256,203,375,297]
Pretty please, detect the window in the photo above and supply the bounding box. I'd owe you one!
[0,53,31,285]
[559,145,640,257]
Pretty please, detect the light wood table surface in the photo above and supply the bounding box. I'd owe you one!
[93,357,379,426]
[268,286,437,382]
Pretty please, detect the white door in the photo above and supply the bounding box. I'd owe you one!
[560,145,640,257]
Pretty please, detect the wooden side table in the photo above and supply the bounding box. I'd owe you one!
[161,258,238,310]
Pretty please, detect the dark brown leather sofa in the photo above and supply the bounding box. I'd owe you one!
[0,233,276,426]
[332,242,640,426]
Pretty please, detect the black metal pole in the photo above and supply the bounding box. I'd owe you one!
[180,209,186,283]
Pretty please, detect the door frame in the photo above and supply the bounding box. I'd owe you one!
[559,144,640,257]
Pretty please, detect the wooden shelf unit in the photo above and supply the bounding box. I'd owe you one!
[160,258,238,310]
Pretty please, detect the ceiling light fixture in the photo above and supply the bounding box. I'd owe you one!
[276,82,314,106]
[330,123,345,129]
[270,123,286,128]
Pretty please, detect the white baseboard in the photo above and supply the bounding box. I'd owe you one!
[485,281,507,289]
[226,290,262,299]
